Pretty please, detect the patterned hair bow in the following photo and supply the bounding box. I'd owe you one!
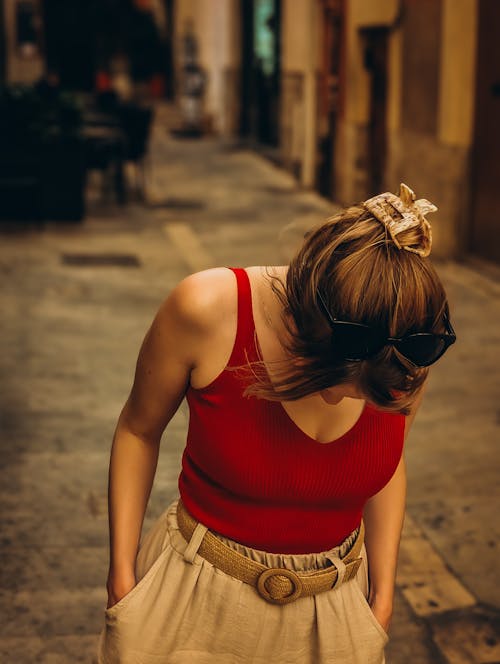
[362,183,437,257]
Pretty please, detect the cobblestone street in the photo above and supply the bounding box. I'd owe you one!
[1,105,499,663]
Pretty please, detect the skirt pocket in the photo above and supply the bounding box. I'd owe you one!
[351,545,389,646]
[104,506,171,619]
[104,546,170,618]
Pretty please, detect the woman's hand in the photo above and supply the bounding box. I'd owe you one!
[370,596,393,634]
[106,569,136,609]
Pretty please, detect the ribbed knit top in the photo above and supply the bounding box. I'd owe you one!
[178,267,405,553]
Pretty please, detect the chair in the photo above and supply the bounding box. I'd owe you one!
[119,105,154,200]
[83,125,127,205]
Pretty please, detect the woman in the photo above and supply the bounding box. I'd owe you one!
[98,184,456,664]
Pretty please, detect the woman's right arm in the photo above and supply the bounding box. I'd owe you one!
[105,274,215,608]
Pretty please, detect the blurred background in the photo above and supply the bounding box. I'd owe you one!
[1,0,498,259]
[0,1,499,663]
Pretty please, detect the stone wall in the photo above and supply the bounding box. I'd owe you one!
[333,0,479,259]
[280,0,320,187]
[386,129,472,259]
[280,71,305,180]
[334,118,369,205]
[221,66,241,138]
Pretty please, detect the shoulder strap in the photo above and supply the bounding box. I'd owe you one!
[228,267,257,363]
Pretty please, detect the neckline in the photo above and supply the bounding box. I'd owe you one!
[277,399,370,446]
[243,267,369,445]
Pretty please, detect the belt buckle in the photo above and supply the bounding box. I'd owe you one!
[257,568,303,605]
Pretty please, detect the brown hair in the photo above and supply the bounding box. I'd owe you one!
[241,204,450,415]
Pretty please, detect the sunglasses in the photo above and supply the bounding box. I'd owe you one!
[316,291,456,367]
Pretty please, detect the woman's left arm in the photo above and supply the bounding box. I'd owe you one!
[362,384,427,632]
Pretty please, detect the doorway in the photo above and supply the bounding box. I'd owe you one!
[470,0,500,263]
[239,0,281,147]
[0,0,6,85]
[361,26,388,196]
[316,0,345,198]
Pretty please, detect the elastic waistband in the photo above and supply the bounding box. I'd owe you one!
[177,499,364,605]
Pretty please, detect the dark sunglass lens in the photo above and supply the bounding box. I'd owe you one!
[396,335,446,367]
[331,323,381,359]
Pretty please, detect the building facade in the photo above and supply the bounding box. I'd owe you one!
[175,0,498,263]
[1,0,497,262]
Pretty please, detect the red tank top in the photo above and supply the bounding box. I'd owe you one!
[178,267,405,553]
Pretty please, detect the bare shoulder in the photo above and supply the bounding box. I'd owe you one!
[159,267,238,333]
[166,268,240,389]
[123,269,236,437]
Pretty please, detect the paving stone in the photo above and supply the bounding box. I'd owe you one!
[386,589,447,664]
[431,608,500,664]
[0,588,105,638]
[0,548,51,593]
[0,635,99,663]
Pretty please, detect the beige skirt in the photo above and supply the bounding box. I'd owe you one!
[97,500,388,664]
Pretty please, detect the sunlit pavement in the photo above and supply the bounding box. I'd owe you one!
[1,104,499,663]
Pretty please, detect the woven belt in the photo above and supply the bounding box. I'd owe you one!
[176,500,364,605]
